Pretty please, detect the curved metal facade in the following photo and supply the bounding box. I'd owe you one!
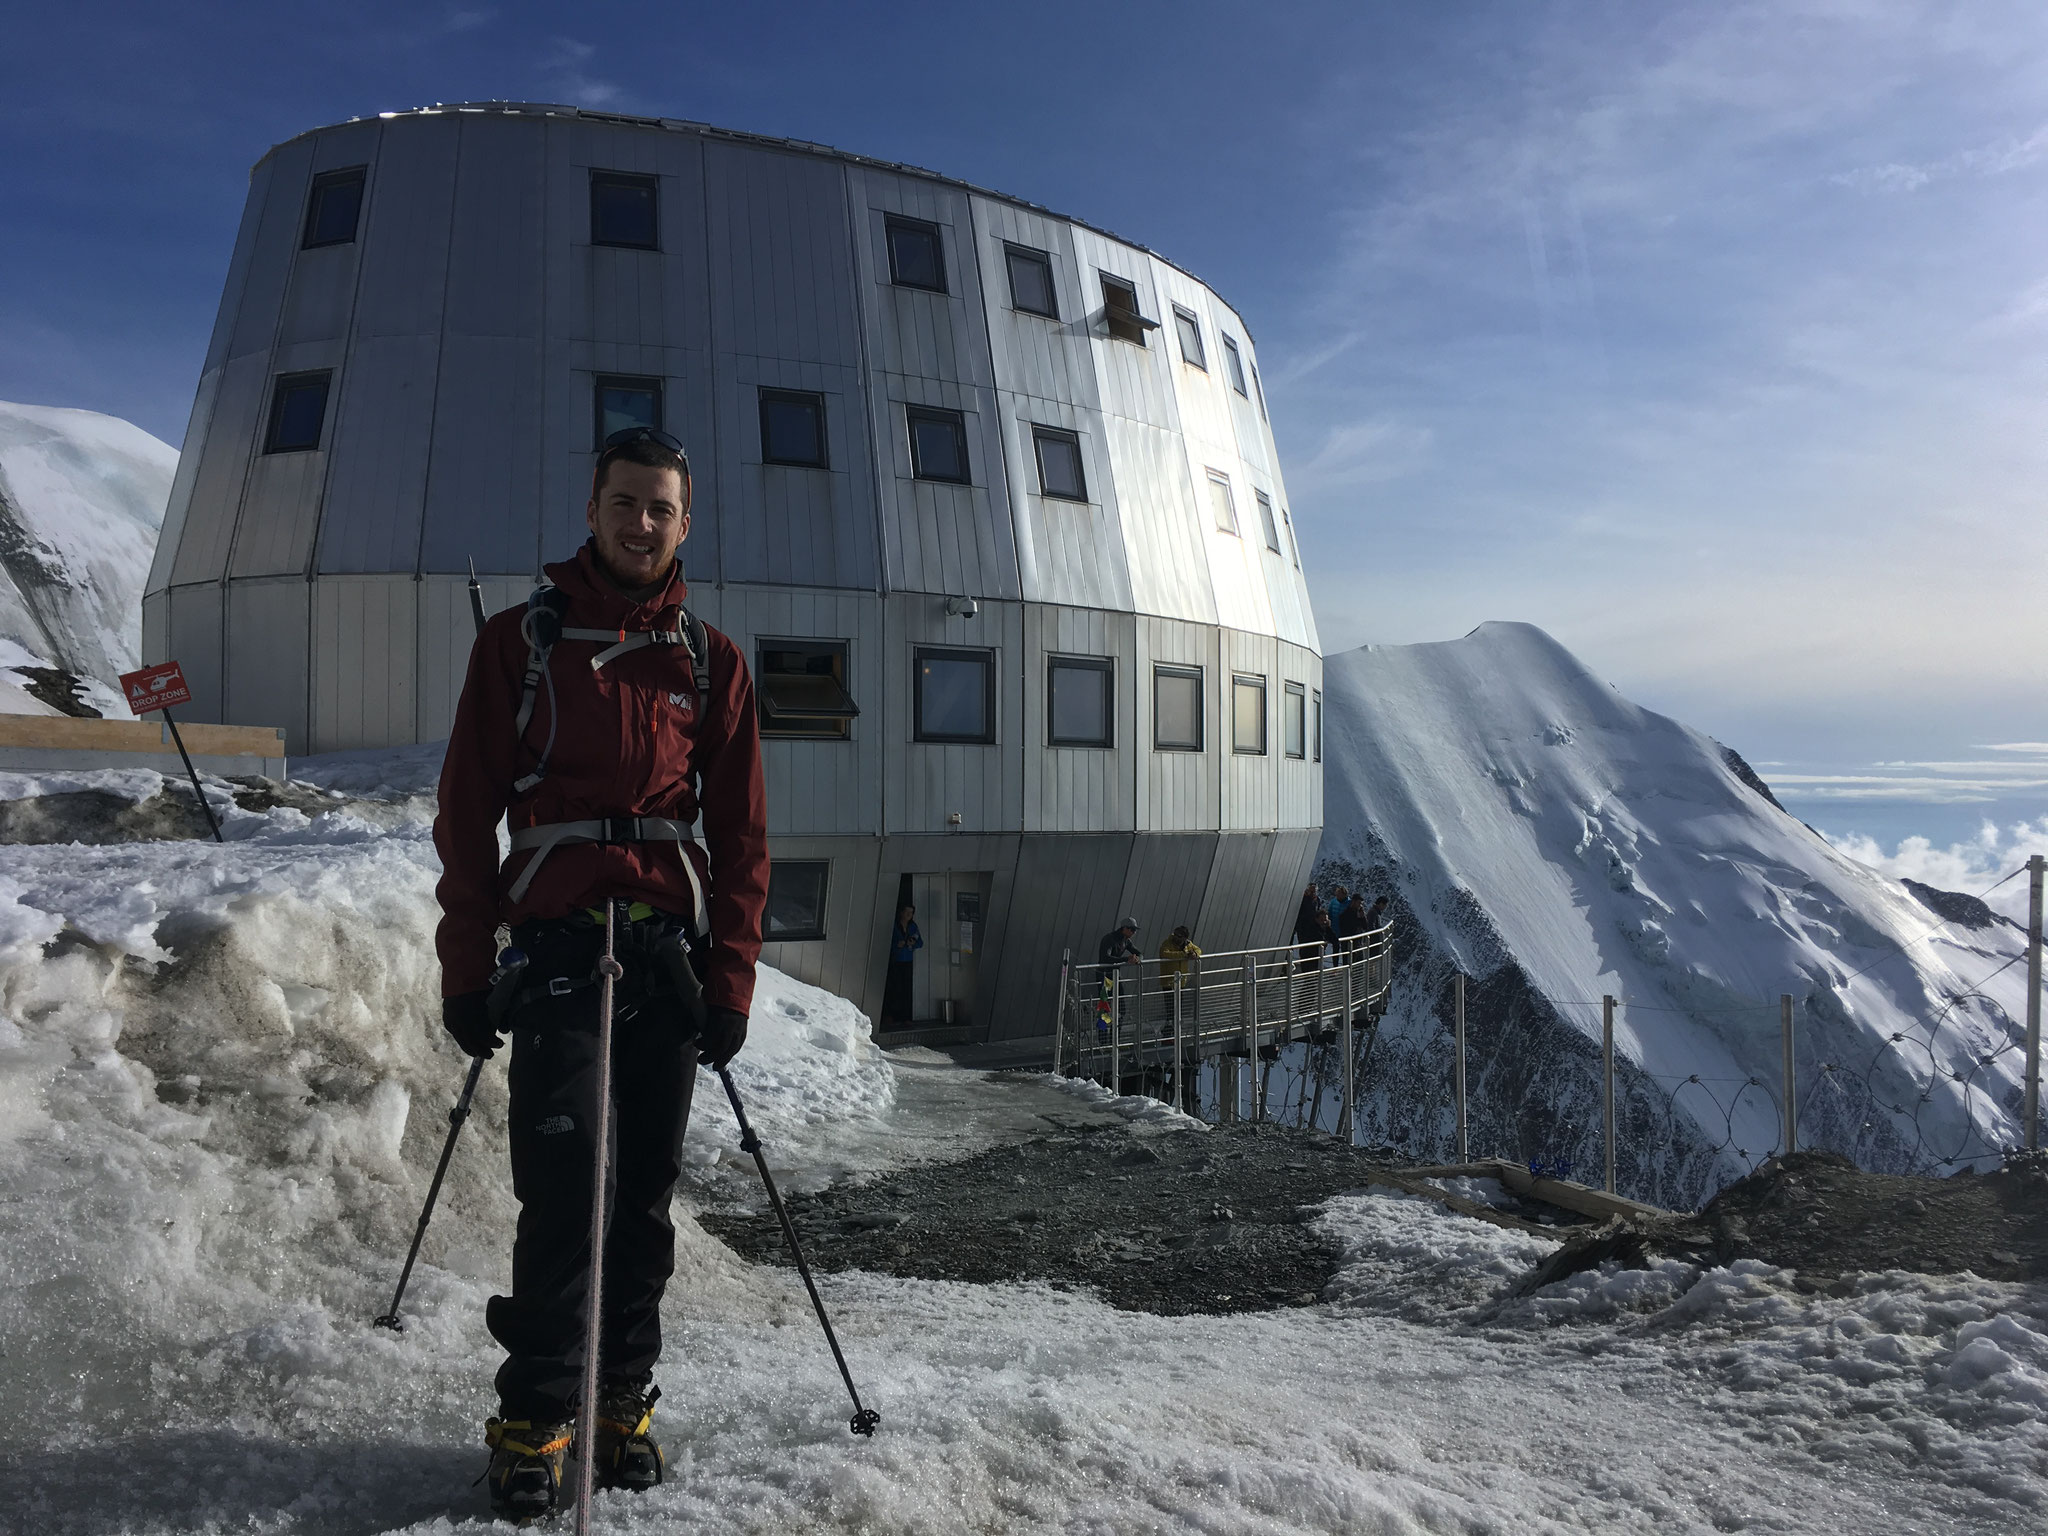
[147,103,1323,1040]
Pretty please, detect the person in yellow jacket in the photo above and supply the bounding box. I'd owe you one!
[1158,925,1202,986]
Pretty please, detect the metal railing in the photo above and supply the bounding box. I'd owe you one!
[1053,927,1394,1127]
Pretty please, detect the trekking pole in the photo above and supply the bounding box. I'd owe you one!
[374,1054,486,1331]
[714,1064,880,1437]
[572,902,626,1536]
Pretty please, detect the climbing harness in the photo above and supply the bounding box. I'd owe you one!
[504,580,714,923]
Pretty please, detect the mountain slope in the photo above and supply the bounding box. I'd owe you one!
[0,400,173,707]
[1318,622,2032,1206]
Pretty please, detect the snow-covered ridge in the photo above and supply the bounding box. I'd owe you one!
[0,399,172,711]
[1319,622,2034,1204]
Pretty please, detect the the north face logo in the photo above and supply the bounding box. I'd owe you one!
[536,1115,574,1135]
[668,691,693,715]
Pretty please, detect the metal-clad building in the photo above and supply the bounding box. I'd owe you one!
[145,102,1323,1041]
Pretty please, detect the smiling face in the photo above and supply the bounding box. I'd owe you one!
[586,459,691,591]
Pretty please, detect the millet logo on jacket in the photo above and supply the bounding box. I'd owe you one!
[668,691,693,716]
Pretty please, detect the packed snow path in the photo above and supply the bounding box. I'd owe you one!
[0,767,2043,1532]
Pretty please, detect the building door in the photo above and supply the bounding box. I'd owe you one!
[906,871,991,1026]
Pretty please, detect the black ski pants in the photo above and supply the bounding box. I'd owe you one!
[486,924,700,1420]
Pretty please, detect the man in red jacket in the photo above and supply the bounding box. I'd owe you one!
[433,426,767,1520]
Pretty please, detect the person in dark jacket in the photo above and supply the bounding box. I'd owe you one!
[882,905,922,1027]
[433,428,768,1519]
[1294,885,1323,945]
[1362,895,1388,932]
[1098,918,1141,969]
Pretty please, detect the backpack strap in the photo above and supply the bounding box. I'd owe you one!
[511,584,570,796]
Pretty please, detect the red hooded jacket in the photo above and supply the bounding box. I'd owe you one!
[433,542,768,1014]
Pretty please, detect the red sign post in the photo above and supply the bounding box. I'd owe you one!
[118,660,222,843]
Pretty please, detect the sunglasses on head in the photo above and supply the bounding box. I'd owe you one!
[599,425,691,477]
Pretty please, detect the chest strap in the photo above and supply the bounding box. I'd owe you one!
[505,815,707,935]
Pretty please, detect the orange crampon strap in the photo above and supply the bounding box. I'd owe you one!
[485,1418,575,1459]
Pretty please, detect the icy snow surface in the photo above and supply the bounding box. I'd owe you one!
[1,760,2042,1531]
[1320,623,2036,1187]
[0,400,172,696]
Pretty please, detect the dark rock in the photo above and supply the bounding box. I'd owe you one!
[1900,878,2014,932]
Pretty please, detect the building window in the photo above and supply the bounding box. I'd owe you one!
[1233,675,1267,755]
[1048,656,1112,747]
[915,647,995,743]
[1006,244,1056,317]
[1172,306,1206,369]
[1100,273,1156,345]
[1282,506,1301,568]
[1153,665,1203,752]
[594,376,663,449]
[1255,490,1282,553]
[764,860,830,941]
[1251,362,1269,421]
[1032,427,1087,502]
[265,372,331,453]
[590,171,658,250]
[759,389,827,468]
[907,406,969,483]
[1312,688,1323,762]
[1222,334,1249,396]
[1284,682,1307,759]
[757,639,858,740]
[1207,470,1239,535]
[886,216,946,292]
[302,167,365,249]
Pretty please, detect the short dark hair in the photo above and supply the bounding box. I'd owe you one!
[593,436,689,497]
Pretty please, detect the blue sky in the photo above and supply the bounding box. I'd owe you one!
[3,0,2044,843]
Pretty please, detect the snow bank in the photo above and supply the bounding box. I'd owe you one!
[0,400,172,697]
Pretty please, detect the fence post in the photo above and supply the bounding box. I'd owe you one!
[1242,954,1258,1122]
[1109,967,1122,1095]
[1454,972,1468,1162]
[1338,955,1355,1143]
[1602,994,1616,1195]
[1286,946,1296,1045]
[1780,993,1796,1157]
[2026,854,2043,1150]
[1052,949,1071,1077]
[1172,974,1186,1112]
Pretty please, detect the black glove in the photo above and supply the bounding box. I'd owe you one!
[699,1006,748,1070]
[442,990,502,1059]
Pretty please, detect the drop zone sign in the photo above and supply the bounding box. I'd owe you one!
[119,661,193,716]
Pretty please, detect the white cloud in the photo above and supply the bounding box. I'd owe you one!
[541,38,624,108]
[1827,817,2048,924]
[1290,418,1434,494]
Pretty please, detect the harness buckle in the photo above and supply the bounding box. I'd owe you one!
[547,975,579,997]
[598,815,641,844]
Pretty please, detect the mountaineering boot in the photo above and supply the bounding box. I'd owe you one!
[593,1379,664,1491]
[483,1415,575,1523]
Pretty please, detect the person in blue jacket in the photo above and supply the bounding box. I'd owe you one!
[882,904,922,1027]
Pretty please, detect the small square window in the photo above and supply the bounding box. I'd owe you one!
[265,372,331,453]
[590,171,658,250]
[1284,682,1307,759]
[886,216,947,292]
[594,376,662,449]
[764,860,830,942]
[1222,335,1249,396]
[758,639,857,740]
[915,647,995,743]
[1100,273,1156,345]
[302,167,365,249]
[1282,506,1301,568]
[1233,674,1267,755]
[1312,688,1322,761]
[1032,427,1087,502]
[1255,490,1282,553]
[1207,470,1239,535]
[1048,656,1112,747]
[907,406,969,483]
[759,389,827,468]
[1173,306,1206,369]
[1153,665,1203,752]
[1006,244,1057,317]
[1251,361,1269,421]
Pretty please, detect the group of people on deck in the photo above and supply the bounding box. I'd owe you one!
[1294,881,1387,957]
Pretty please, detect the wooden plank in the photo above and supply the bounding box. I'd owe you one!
[0,715,285,757]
